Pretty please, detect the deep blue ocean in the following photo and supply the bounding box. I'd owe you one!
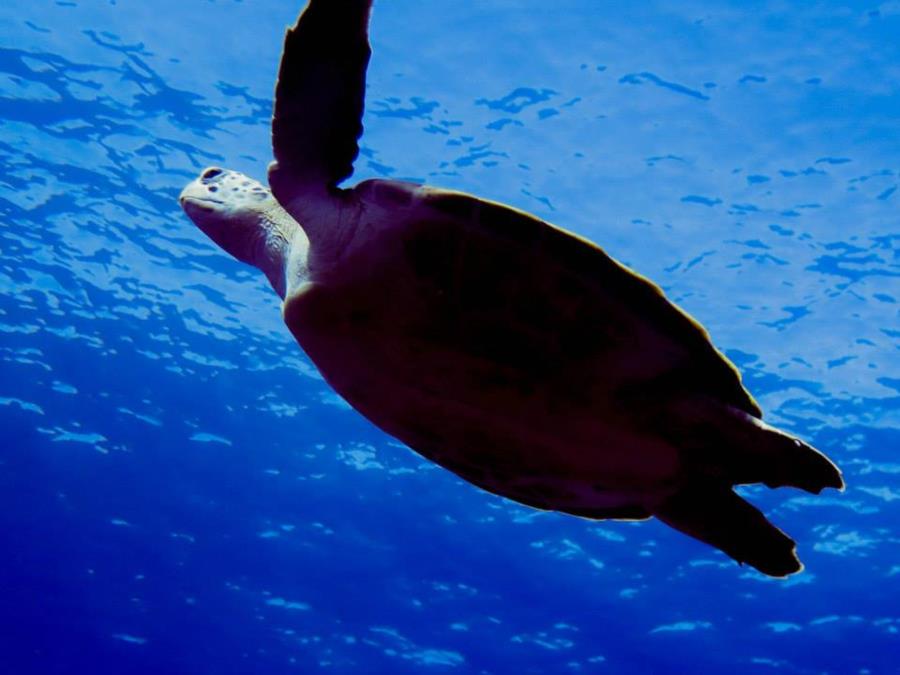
[2,1,899,673]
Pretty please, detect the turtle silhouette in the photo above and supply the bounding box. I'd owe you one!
[180,0,842,577]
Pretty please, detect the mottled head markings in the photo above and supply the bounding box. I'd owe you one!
[188,167,270,203]
[179,167,277,266]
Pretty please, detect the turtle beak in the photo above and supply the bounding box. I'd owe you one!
[178,184,193,206]
[179,179,220,211]
[179,167,228,207]
[179,177,201,205]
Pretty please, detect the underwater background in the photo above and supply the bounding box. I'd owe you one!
[1,0,899,672]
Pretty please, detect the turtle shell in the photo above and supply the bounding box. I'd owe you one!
[419,187,761,419]
[283,181,761,519]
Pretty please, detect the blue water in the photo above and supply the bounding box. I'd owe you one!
[2,0,899,672]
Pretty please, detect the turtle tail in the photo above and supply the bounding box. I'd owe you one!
[653,482,801,577]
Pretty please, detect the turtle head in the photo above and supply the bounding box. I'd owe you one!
[180,167,297,297]
[180,168,275,263]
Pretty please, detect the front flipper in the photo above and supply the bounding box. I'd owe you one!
[269,0,373,201]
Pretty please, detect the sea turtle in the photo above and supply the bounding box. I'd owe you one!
[179,0,842,577]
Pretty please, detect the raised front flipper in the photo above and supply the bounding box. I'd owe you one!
[269,0,373,201]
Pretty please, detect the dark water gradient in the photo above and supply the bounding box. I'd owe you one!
[1,1,898,673]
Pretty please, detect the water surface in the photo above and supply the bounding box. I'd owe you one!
[1,1,899,673]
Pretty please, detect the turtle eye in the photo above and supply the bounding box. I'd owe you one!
[202,167,224,180]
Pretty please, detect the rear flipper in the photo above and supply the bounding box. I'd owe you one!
[746,416,843,493]
[654,483,801,577]
[717,410,844,494]
[674,400,844,494]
